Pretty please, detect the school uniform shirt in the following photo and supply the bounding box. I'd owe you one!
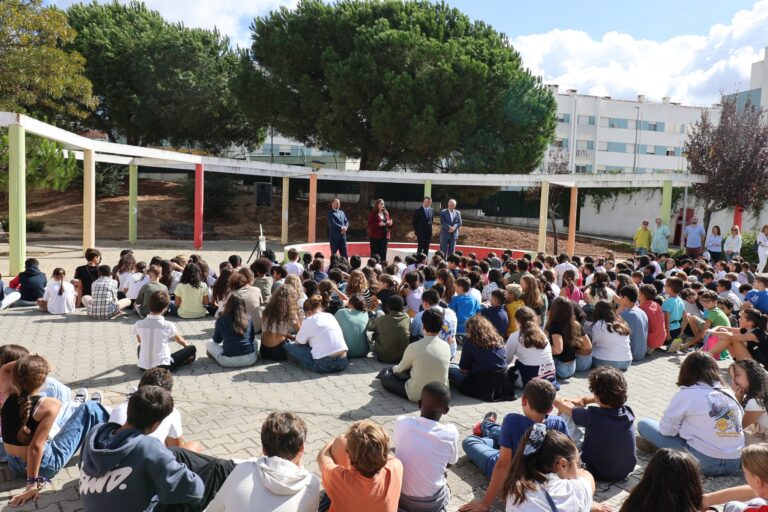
[659,382,744,460]
[589,321,632,363]
[572,405,637,482]
[505,474,592,512]
[42,281,76,314]
[505,331,557,384]
[175,282,209,319]
[321,457,403,512]
[499,413,569,456]
[393,335,451,402]
[639,300,666,349]
[662,296,685,331]
[135,314,178,369]
[392,415,458,498]
[295,312,347,359]
[109,401,183,443]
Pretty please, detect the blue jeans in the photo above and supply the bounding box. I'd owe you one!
[636,419,742,476]
[591,357,631,371]
[636,248,647,255]
[7,401,109,479]
[462,421,501,478]
[285,343,348,373]
[448,363,467,385]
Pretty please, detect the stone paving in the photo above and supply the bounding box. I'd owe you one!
[0,241,749,511]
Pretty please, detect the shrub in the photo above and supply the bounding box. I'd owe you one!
[0,217,45,233]
[182,174,236,218]
[741,231,758,264]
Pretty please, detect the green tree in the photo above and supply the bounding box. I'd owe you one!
[234,0,555,199]
[0,130,79,192]
[66,1,263,153]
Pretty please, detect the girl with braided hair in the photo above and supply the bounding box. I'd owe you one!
[1,355,108,506]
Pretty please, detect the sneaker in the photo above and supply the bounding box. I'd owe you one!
[73,388,88,403]
[472,411,498,436]
[635,435,658,455]
[668,338,683,353]
[90,391,103,403]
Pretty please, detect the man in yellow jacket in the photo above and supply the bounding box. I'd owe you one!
[633,220,652,255]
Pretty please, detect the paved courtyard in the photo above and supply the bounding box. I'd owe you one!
[0,241,749,511]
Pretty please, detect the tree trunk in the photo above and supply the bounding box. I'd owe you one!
[357,150,382,205]
[550,211,559,255]
[702,201,716,235]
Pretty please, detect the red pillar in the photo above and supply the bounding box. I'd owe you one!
[733,205,744,230]
[194,163,204,250]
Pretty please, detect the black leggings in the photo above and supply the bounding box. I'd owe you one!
[369,237,388,262]
[154,447,236,512]
[260,341,287,361]
[379,368,409,399]
[137,345,197,371]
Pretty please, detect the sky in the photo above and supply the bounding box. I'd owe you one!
[48,0,768,107]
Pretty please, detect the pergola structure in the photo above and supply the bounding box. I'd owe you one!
[1,112,708,275]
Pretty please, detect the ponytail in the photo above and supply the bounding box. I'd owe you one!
[52,268,66,296]
[743,308,768,332]
[12,355,50,444]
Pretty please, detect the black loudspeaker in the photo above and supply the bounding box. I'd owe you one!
[255,183,272,207]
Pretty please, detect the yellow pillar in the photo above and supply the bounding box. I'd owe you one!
[308,173,317,243]
[424,179,432,198]
[83,149,96,252]
[281,177,290,244]
[661,179,672,225]
[128,164,138,243]
[537,182,549,253]
[8,124,26,276]
[567,187,578,256]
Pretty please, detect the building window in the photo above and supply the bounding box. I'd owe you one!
[666,146,676,156]
[598,141,608,151]
[606,142,627,153]
[608,118,629,129]
[645,145,655,155]
[577,115,595,125]
[575,164,593,174]
[278,150,291,156]
[557,113,570,123]
[554,138,568,149]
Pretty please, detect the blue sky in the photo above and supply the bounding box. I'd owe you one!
[49,0,768,106]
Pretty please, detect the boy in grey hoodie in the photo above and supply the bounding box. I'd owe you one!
[79,386,204,512]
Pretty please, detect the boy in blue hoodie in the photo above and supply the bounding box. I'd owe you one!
[79,386,204,512]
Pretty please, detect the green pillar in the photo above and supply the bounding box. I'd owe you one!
[424,179,432,198]
[661,180,672,225]
[8,124,26,276]
[128,164,138,242]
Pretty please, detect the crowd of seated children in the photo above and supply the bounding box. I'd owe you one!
[206,294,258,368]
[368,295,411,364]
[449,315,508,401]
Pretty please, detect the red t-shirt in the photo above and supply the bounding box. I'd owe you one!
[640,300,666,349]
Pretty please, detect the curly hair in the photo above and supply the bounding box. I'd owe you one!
[588,366,628,407]
[345,270,369,296]
[263,285,298,332]
[284,274,303,298]
[13,355,50,444]
[731,359,768,416]
[466,315,504,350]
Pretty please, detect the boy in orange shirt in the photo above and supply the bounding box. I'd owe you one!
[317,420,403,512]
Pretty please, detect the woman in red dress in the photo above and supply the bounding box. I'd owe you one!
[367,198,392,262]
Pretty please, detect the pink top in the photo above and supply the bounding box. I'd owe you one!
[562,284,584,303]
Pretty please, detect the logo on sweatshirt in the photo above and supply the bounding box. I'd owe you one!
[80,467,133,494]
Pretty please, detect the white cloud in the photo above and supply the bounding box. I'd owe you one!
[512,0,768,106]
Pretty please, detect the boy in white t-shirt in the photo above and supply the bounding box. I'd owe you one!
[393,381,458,510]
[135,290,196,371]
[109,367,201,452]
[285,248,304,276]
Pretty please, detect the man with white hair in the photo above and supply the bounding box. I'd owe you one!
[439,199,462,256]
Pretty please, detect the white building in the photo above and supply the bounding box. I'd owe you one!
[544,85,712,175]
[729,46,768,110]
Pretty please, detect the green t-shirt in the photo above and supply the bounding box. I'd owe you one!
[136,282,169,317]
[705,307,730,328]
[335,308,370,358]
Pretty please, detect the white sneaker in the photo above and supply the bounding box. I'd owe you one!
[73,388,89,403]
[90,391,103,403]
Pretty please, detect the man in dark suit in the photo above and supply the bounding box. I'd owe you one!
[327,198,349,258]
[439,199,462,256]
[412,196,434,256]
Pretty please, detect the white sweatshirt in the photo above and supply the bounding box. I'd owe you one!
[659,383,744,460]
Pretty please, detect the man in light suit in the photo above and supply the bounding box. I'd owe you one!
[327,198,349,258]
[412,196,434,256]
[439,199,462,256]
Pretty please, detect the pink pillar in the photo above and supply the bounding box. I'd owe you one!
[733,205,744,230]
[194,163,204,250]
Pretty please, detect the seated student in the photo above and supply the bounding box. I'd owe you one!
[173,263,209,319]
[677,289,732,352]
[702,443,768,511]
[559,269,584,303]
[379,309,451,402]
[461,379,569,512]
[115,254,138,299]
[481,289,509,338]
[720,297,740,327]
[376,274,396,314]
[554,366,637,482]
[506,306,559,389]
[3,355,109,507]
[393,382,458,511]
[745,276,768,314]
[504,283,525,336]
[206,294,258,368]
[491,426,600,512]
[126,261,150,303]
[730,359,768,432]
[616,286,649,361]
[229,268,264,331]
[109,368,201,452]
[1,258,47,309]
[72,248,101,307]
[619,448,704,512]
[335,294,370,358]
[36,268,75,315]
[449,315,508,401]
[206,412,321,511]
[271,265,287,294]
[588,300,633,370]
[317,420,403,512]
[260,285,301,361]
[285,295,348,374]
[638,283,666,355]
[662,276,686,344]
[136,290,196,372]
[368,295,411,364]
[410,288,458,357]
[547,297,593,379]
[318,279,346,316]
[80,386,204,512]
[135,265,168,318]
[704,307,768,366]
[401,271,424,317]
[449,277,482,338]
[249,257,274,303]
[637,351,744,476]
[718,278,744,310]
[82,265,131,319]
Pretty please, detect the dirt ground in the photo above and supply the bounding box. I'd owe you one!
[0,179,632,258]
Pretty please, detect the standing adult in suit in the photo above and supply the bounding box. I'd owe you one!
[439,199,462,256]
[367,198,393,261]
[412,196,434,256]
[327,198,349,258]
